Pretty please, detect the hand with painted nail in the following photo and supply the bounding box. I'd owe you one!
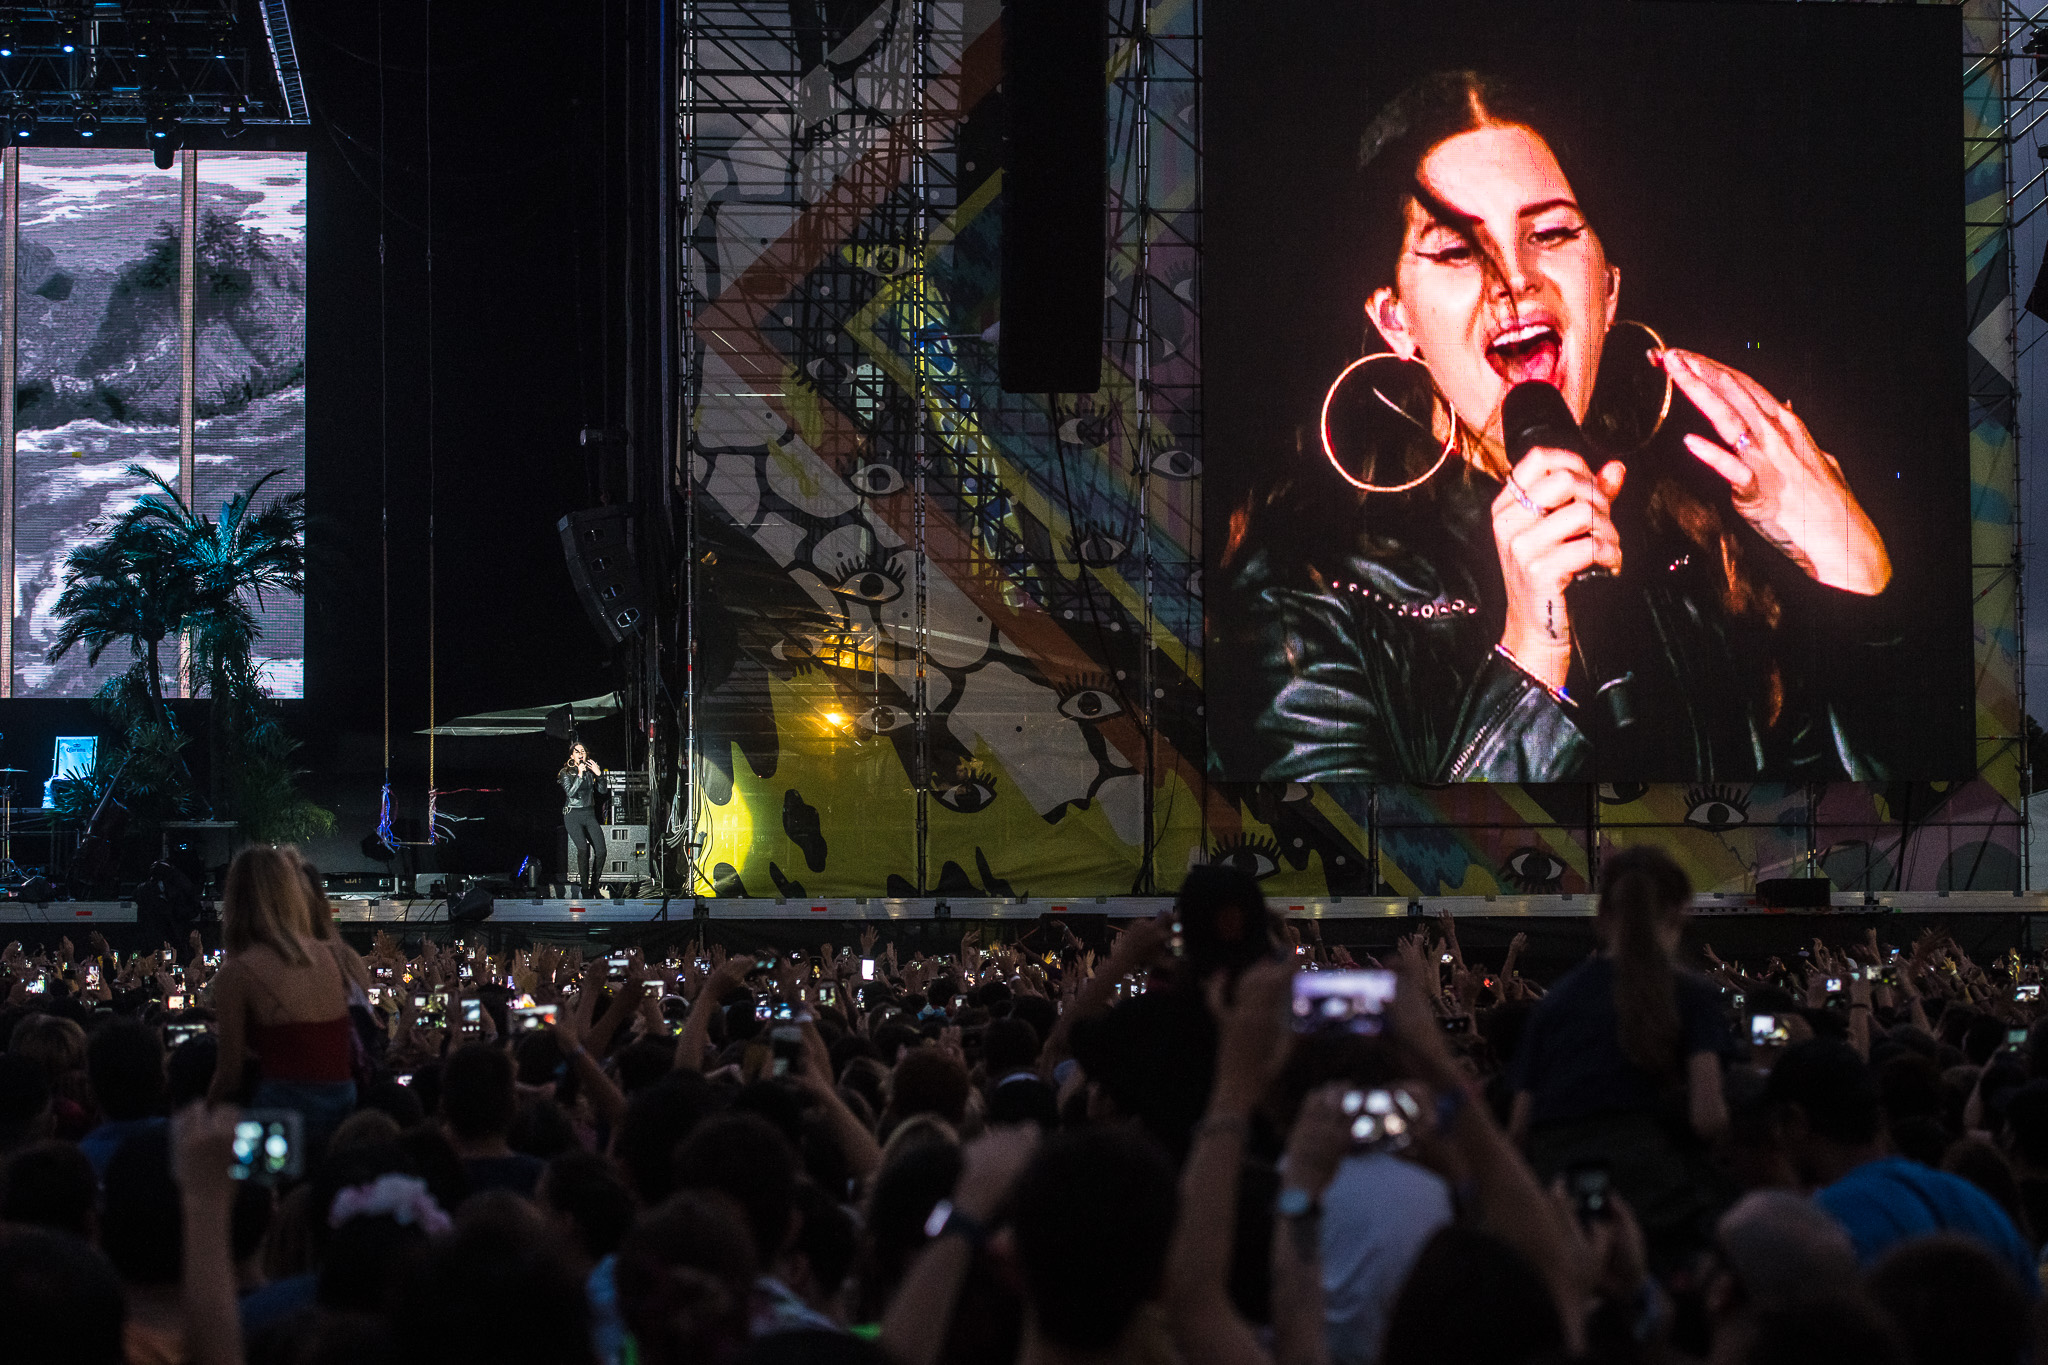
[1654,347,1891,596]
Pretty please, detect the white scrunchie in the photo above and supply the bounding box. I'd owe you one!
[327,1173,454,1237]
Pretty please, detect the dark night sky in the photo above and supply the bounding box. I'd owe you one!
[290,0,636,871]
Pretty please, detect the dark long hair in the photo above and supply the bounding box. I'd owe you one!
[1597,845,1691,1076]
[1223,71,1784,686]
[558,745,584,781]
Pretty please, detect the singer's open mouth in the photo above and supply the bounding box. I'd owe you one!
[1486,320,1562,388]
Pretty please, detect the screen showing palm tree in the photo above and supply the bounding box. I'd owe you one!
[7,147,304,699]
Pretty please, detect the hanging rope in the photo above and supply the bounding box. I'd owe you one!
[375,0,396,853]
[424,0,441,842]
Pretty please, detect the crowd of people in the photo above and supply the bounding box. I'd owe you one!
[0,843,2042,1364]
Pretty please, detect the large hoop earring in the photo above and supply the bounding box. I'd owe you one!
[1318,352,1459,494]
[1583,320,1675,457]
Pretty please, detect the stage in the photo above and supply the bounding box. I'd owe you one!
[6,888,2046,928]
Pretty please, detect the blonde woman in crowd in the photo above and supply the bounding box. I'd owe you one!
[207,845,358,1144]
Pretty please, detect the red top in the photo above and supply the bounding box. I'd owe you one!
[249,1016,355,1084]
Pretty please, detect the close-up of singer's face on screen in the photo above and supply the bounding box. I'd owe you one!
[1372,121,1617,456]
[1203,0,1972,786]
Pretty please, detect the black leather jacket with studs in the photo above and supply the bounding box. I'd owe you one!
[1209,465,1910,784]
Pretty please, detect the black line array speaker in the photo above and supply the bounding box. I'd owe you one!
[1756,878,1833,909]
[998,0,1107,394]
[559,507,648,644]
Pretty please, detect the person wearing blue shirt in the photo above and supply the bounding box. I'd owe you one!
[1765,1038,2037,1291]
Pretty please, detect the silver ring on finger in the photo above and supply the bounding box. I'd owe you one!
[1734,429,1755,454]
[1506,475,1538,513]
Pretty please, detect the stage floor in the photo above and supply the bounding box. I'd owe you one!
[0,889,2040,927]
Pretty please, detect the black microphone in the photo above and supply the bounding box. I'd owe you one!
[1500,381,1636,730]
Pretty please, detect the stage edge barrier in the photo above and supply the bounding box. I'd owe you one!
[301,891,2048,925]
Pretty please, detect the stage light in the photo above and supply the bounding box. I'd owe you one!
[211,21,232,60]
[11,106,32,141]
[0,28,16,58]
[223,102,246,138]
[146,103,178,141]
[73,104,96,137]
[57,21,76,54]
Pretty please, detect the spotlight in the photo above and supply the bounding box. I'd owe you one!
[0,28,15,58]
[223,102,245,138]
[11,106,32,141]
[146,104,178,142]
[152,141,175,170]
[57,21,76,54]
[211,21,232,61]
[73,104,96,138]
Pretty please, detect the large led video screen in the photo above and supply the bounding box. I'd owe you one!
[13,149,305,698]
[1203,0,1969,783]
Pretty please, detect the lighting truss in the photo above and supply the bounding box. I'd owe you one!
[0,2,307,130]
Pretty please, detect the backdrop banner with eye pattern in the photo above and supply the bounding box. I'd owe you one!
[681,0,2024,900]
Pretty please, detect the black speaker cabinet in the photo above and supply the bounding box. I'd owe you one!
[559,507,648,644]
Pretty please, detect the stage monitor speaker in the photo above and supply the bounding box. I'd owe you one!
[449,884,496,924]
[1756,878,1833,909]
[602,824,651,883]
[559,507,648,644]
[998,0,1107,394]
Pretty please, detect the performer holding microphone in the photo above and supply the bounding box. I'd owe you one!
[1214,69,1899,782]
[560,742,605,899]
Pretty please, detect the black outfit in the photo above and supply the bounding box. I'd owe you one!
[460,1153,547,1202]
[1212,455,1905,782]
[561,767,605,896]
[1510,955,1736,1129]
[1510,953,1738,1259]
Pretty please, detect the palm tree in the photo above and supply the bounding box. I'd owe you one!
[47,516,194,727]
[49,465,319,842]
[112,464,306,684]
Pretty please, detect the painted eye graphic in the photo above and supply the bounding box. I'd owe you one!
[856,704,913,734]
[1056,687,1123,722]
[1597,782,1649,806]
[1501,846,1567,894]
[769,638,823,671]
[848,463,906,497]
[1071,528,1128,569]
[825,551,906,605]
[805,355,848,385]
[1208,835,1281,880]
[1058,415,1111,448]
[1147,447,1200,480]
[934,768,999,814]
[1684,784,1751,832]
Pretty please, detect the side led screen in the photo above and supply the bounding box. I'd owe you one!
[11,147,304,698]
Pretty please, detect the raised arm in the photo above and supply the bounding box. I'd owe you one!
[1165,959,1293,1365]
[206,964,247,1106]
[675,956,750,1073]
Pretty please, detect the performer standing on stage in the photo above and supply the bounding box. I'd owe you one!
[560,742,605,899]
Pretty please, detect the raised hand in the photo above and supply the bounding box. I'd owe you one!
[1492,445,1628,691]
[1283,1085,1355,1202]
[1656,347,1889,596]
[1206,958,1296,1114]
